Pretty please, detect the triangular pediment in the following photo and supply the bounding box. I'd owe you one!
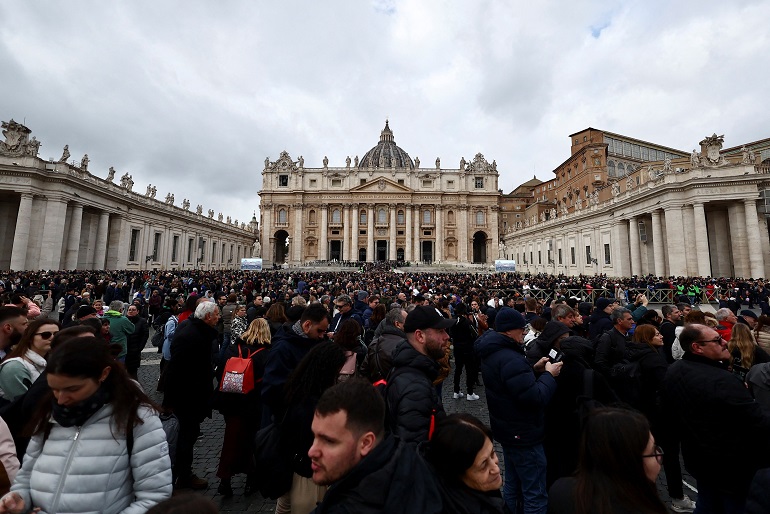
[350,177,413,193]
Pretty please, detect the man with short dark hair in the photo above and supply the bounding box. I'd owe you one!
[0,306,28,361]
[587,297,619,341]
[328,294,363,338]
[309,379,441,514]
[262,303,330,418]
[386,306,453,443]
[659,304,681,363]
[594,307,634,377]
[362,295,380,329]
[663,324,770,512]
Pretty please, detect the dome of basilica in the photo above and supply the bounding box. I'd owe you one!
[358,120,415,169]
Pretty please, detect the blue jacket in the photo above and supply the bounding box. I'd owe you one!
[261,322,318,415]
[474,330,557,447]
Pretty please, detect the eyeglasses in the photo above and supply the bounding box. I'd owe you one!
[35,331,59,340]
[642,445,664,464]
[697,336,724,345]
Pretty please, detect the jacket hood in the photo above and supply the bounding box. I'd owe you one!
[474,329,521,359]
[535,321,571,346]
[391,340,440,379]
[559,336,595,364]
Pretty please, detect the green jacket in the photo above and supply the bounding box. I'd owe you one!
[103,310,135,358]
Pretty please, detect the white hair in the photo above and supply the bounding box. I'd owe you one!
[195,300,219,319]
[715,308,732,321]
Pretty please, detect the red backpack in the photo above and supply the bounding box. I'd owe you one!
[219,347,265,394]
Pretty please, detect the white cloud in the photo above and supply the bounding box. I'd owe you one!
[1,0,767,225]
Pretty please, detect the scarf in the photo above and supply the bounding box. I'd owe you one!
[51,385,110,428]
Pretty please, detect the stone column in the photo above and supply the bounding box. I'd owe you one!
[692,202,711,277]
[350,204,359,262]
[63,202,83,270]
[459,205,469,263]
[10,193,34,271]
[262,203,272,264]
[413,205,421,262]
[94,211,109,269]
[682,206,697,277]
[435,206,443,262]
[342,205,351,262]
[728,203,750,277]
[293,203,303,264]
[367,204,375,262]
[489,206,499,264]
[319,204,328,261]
[108,214,129,269]
[389,204,397,261]
[39,196,68,270]
[651,210,666,277]
[744,198,765,278]
[628,216,642,276]
[665,205,686,277]
[612,218,630,278]
[405,206,413,262]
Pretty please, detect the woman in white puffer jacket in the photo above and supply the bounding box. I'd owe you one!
[0,337,172,514]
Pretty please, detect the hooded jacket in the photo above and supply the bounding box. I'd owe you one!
[385,341,444,444]
[102,310,135,359]
[587,309,612,341]
[474,330,557,447]
[625,341,667,420]
[261,322,318,416]
[359,321,406,382]
[525,321,571,365]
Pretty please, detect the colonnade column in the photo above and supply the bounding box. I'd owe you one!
[293,204,303,264]
[435,206,443,262]
[489,206,499,264]
[63,202,83,270]
[319,205,328,261]
[682,206,697,277]
[342,205,351,262]
[744,198,765,278]
[692,202,711,277]
[727,203,749,277]
[350,204,359,262]
[367,204,375,262]
[665,205,686,277]
[39,196,68,270]
[94,211,110,269]
[389,204,397,261]
[628,216,642,277]
[413,205,421,262]
[459,205,469,263]
[405,206,413,262]
[612,218,630,278]
[262,204,272,264]
[650,210,666,277]
[10,193,34,271]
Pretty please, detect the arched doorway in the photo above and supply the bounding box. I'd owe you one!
[274,230,289,263]
[472,231,487,263]
[396,248,404,261]
[376,240,387,261]
[358,248,367,262]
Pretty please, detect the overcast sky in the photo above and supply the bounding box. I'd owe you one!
[1,1,767,224]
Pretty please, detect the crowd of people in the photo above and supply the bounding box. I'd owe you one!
[0,267,769,513]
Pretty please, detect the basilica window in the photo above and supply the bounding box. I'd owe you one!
[278,209,287,223]
[331,179,342,187]
[397,210,405,225]
[309,210,316,224]
[475,211,485,225]
[279,175,288,187]
[422,180,433,188]
[475,177,484,189]
[359,210,367,225]
[378,208,387,223]
[617,163,625,175]
[423,210,432,224]
[332,209,341,224]
[607,161,616,177]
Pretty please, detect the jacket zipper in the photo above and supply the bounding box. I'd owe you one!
[49,426,82,513]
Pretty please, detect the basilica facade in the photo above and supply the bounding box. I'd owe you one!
[0,119,257,271]
[502,128,770,278]
[258,121,500,266]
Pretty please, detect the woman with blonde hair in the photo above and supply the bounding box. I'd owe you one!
[213,318,272,497]
[729,323,770,371]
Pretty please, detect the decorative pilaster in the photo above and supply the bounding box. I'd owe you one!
[435,205,443,262]
[459,205,469,263]
[405,206,413,262]
[692,202,711,277]
[367,204,375,262]
[319,204,328,261]
[343,204,351,261]
[665,205,686,277]
[389,203,397,261]
[39,196,68,270]
[93,211,110,270]
[628,216,642,276]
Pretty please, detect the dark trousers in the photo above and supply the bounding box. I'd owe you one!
[694,480,746,514]
[174,413,202,481]
[453,350,479,394]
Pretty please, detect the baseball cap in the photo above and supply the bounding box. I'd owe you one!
[404,306,456,333]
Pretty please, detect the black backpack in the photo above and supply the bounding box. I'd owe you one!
[608,358,643,407]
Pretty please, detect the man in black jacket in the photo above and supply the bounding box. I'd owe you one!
[310,379,441,514]
[659,304,681,363]
[162,300,220,490]
[662,324,770,513]
[386,306,454,444]
[594,307,633,377]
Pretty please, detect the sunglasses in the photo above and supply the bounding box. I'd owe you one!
[35,331,59,340]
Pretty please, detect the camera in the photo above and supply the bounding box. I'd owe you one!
[548,348,564,364]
